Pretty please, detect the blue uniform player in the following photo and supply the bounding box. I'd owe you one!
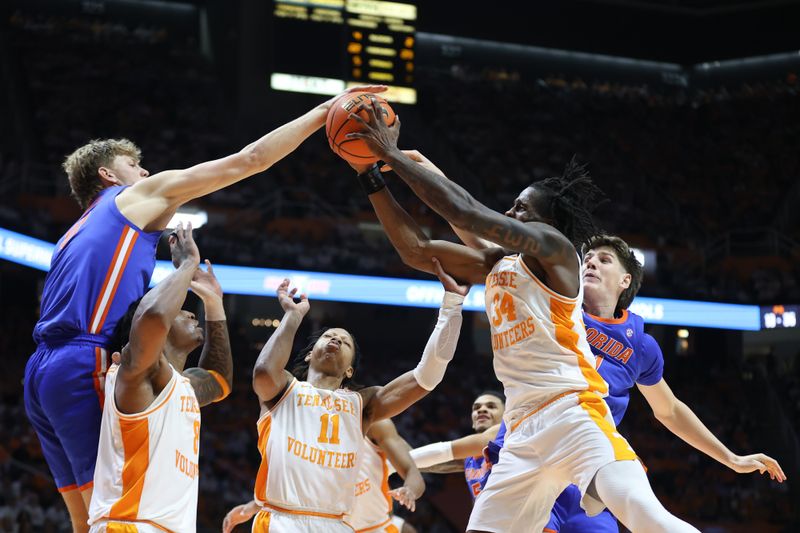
[22,85,388,532]
[406,234,786,531]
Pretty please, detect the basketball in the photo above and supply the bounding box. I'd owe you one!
[326,91,396,165]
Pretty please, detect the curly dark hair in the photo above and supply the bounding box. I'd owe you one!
[530,156,605,248]
[289,328,362,390]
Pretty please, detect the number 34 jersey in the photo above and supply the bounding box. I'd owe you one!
[254,379,365,517]
[485,255,608,421]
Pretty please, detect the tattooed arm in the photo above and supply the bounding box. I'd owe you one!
[348,101,578,294]
[183,260,233,407]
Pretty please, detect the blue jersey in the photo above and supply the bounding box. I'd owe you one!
[33,186,161,345]
[464,454,493,501]
[583,310,664,425]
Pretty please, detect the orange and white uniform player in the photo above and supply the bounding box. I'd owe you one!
[340,104,701,533]
[226,264,466,533]
[345,419,422,533]
[88,225,233,532]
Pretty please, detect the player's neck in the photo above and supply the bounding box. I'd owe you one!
[307,369,345,391]
[583,298,616,319]
[164,343,189,371]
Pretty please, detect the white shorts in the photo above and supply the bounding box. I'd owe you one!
[252,508,355,532]
[467,391,637,533]
[389,515,406,532]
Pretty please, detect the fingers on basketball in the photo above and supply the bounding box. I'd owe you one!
[326,91,396,165]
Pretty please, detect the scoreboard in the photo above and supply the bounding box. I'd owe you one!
[270,0,417,104]
[760,304,799,329]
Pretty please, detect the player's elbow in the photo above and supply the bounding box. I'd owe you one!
[135,303,173,332]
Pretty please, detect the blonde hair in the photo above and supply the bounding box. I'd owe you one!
[63,139,141,209]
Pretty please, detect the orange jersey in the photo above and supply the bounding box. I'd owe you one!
[89,364,201,532]
[346,438,393,531]
[253,379,364,518]
[485,255,607,424]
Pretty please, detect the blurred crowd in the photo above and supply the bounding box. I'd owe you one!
[0,6,798,532]
[1,290,797,531]
[2,10,800,305]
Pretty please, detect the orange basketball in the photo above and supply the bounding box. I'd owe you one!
[326,91,396,165]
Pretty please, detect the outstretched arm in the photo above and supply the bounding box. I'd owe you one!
[182,260,233,407]
[356,168,498,284]
[638,379,786,482]
[394,424,501,476]
[118,86,387,231]
[382,150,495,251]
[369,419,425,512]
[252,280,309,406]
[348,102,574,266]
[362,259,466,426]
[116,223,200,412]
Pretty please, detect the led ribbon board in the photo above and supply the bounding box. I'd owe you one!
[0,226,762,330]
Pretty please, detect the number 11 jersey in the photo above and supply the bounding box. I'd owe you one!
[253,379,364,518]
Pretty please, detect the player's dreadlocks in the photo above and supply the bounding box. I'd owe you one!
[531,156,605,248]
[290,328,363,390]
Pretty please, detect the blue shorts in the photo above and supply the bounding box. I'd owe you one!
[545,484,618,533]
[24,340,110,491]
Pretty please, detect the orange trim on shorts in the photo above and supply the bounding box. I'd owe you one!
[550,298,607,396]
[57,480,94,493]
[93,347,107,409]
[515,255,578,303]
[353,516,392,532]
[207,369,231,402]
[543,528,558,533]
[507,390,581,434]
[260,501,345,520]
[585,309,628,325]
[577,391,637,462]
[98,517,174,532]
[253,510,271,532]
[109,417,150,520]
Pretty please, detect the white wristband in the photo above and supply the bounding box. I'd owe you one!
[411,441,455,469]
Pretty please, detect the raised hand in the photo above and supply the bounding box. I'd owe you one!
[191,260,222,302]
[276,278,310,317]
[389,486,418,512]
[168,222,200,269]
[319,84,388,112]
[432,257,471,297]
[729,453,787,482]
[346,97,401,160]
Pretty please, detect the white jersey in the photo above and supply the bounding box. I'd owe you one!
[254,379,364,518]
[346,438,393,531]
[89,363,200,532]
[485,254,607,423]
